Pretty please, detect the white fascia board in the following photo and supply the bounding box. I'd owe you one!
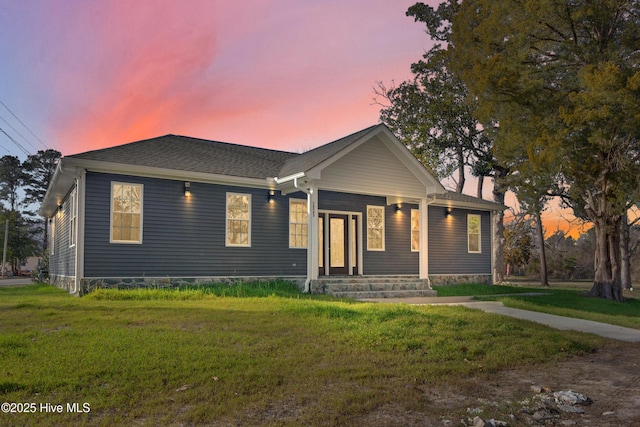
[39,160,81,217]
[430,199,506,212]
[63,158,272,189]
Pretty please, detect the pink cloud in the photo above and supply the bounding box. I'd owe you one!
[42,0,433,155]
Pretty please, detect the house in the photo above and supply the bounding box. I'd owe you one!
[40,124,504,296]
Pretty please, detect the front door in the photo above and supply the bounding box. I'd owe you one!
[328,214,349,275]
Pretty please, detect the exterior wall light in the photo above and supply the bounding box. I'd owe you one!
[445,207,452,217]
[268,190,275,204]
[184,182,191,197]
[395,203,402,213]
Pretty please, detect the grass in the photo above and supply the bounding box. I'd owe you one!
[434,283,640,330]
[0,282,603,426]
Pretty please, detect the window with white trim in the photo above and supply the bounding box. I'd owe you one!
[69,189,77,247]
[111,182,143,244]
[468,214,481,253]
[367,205,385,251]
[50,215,56,255]
[289,199,307,248]
[411,209,420,252]
[226,193,251,247]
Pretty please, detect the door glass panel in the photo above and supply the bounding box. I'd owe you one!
[351,217,357,269]
[330,217,345,267]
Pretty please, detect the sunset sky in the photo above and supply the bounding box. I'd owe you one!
[1,0,439,156]
[0,0,590,236]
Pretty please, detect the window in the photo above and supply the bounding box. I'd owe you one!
[226,193,251,247]
[468,214,481,253]
[69,189,77,247]
[50,215,56,255]
[367,205,385,251]
[411,209,420,252]
[289,199,307,248]
[111,182,143,244]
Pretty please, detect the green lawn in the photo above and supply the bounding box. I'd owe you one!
[0,283,602,426]
[434,283,640,329]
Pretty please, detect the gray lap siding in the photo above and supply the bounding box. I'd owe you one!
[49,189,76,278]
[83,172,307,278]
[428,206,491,275]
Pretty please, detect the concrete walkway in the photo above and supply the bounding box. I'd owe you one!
[361,296,640,343]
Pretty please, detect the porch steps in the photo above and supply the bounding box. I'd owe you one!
[313,275,437,299]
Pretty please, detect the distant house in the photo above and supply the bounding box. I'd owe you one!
[40,124,504,296]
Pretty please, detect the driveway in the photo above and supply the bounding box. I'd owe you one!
[0,278,33,287]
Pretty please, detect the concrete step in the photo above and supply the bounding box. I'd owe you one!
[312,275,435,298]
[320,282,427,292]
[331,289,438,299]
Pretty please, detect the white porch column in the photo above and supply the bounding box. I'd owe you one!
[419,197,429,280]
[305,187,319,291]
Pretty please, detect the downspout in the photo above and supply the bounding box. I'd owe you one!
[294,177,314,293]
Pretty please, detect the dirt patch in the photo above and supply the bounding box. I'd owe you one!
[358,340,640,426]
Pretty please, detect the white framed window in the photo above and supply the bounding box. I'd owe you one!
[289,199,308,248]
[366,205,385,251]
[69,189,77,247]
[50,215,56,255]
[468,214,481,253]
[411,209,420,252]
[226,193,251,247]
[111,182,143,244]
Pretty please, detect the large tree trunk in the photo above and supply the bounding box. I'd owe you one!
[477,175,484,199]
[535,211,549,286]
[456,146,465,193]
[590,215,625,301]
[620,213,632,290]
[492,168,508,284]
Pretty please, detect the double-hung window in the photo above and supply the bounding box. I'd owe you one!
[289,199,307,248]
[111,182,143,244]
[366,205,385,251]
[69,189,77,247]
[467,214,481,253]
[226,193,251,247]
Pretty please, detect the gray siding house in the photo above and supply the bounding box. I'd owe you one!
[41,124,503,296]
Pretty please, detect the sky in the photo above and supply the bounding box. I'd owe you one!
[0,0,439,156]
[0,0,591,237]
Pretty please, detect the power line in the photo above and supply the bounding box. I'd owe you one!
[0,127,31,156]
[0,100,48,151]
[0,114,39,153]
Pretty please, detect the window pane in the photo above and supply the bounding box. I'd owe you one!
[367,206,384,250]
[411,209,420,251]
[468,214,481,253]
[226,193,251,246]
[289,200,308,248]
[111,183,143,243]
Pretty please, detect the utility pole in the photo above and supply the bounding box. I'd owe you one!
[1,219,8,277]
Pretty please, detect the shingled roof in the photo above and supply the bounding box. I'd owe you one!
[435,191,506,210]
[68,134,298,179]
